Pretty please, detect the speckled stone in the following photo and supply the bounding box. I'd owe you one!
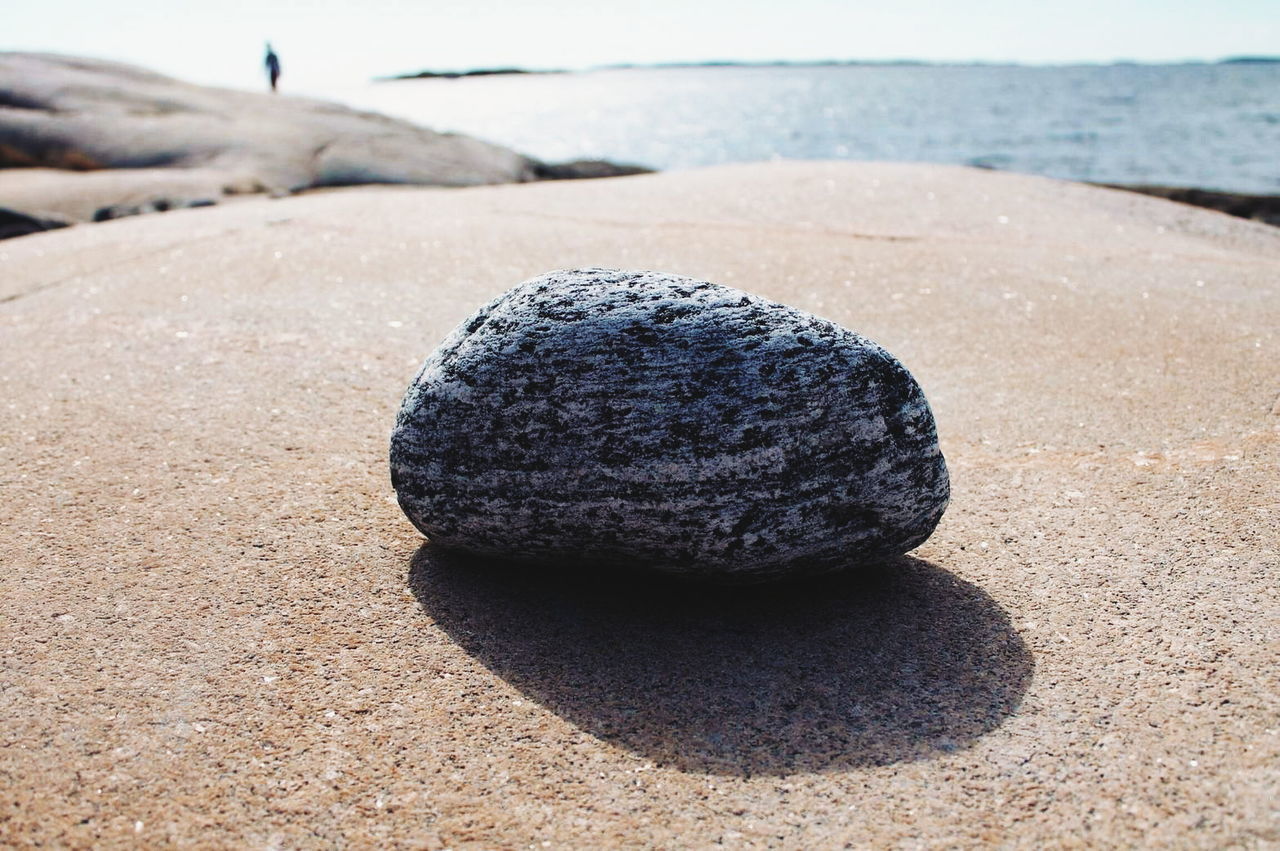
[390,268,949,580]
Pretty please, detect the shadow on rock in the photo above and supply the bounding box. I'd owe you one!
[408,544,1033,776]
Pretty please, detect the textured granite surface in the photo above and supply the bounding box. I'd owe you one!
[391,269,949,579]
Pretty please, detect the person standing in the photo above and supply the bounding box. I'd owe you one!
[265,43,281,92]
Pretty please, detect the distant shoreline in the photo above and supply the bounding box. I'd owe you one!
[3,54,1275,241]
[377,55,1280,81]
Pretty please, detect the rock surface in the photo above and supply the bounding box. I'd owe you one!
[391,268,949,580]
[2,162,1278,846]
[0,165,237,226]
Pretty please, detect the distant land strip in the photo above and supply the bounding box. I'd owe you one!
[377,67,564,80]
[378,55,1280,81]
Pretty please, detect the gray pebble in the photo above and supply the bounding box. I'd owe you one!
[391,268,949,581]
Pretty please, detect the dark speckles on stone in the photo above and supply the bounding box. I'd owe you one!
[390,268,950,582]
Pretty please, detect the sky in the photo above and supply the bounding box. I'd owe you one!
[4,0,1277,95]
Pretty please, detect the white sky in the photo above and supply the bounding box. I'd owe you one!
[4,0,1277,94]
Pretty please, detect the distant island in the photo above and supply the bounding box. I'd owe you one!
[378,55,1280,81]
[379,67,564,80]
[1219,56,1280,64]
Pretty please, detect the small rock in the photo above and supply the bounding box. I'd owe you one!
[391,268,949,581]
[0,207,71,241]
[90,196,216,222]
[92,203,144,222]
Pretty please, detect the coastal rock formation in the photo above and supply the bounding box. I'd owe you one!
[390,268,949,581]
[0,53,535,189]
[1099,184,1280,227]
[0,53,650,232]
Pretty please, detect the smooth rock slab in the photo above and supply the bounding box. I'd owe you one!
[391,268,949,581]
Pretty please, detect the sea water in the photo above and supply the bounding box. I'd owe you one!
[329,63,1280,193]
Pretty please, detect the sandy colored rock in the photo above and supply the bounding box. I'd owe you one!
[0,167,230,223]
[1,162,1277,847]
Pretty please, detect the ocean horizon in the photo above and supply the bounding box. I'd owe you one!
[323,62,1280,194]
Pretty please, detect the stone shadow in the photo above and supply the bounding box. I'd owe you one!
[408,545,1033,776]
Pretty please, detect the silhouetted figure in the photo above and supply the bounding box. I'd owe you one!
[264,43,281,92]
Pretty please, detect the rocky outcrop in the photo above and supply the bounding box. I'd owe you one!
[0,53,538,189]
[1099,184,1280,227]
[0,53,650,235]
